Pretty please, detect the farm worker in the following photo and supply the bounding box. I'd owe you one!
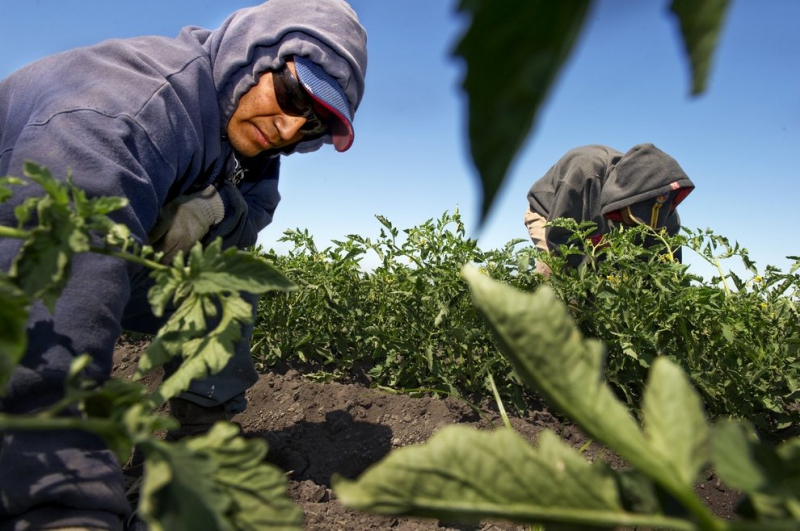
[0,0,367,529]
[524,144,695,276]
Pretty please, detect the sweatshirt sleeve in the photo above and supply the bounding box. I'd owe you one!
[0,110,181,526]
[1,110,178,413]
[4,111,176,244]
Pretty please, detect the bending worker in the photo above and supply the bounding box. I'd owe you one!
[0,0,367,529]
[524,143,695,276]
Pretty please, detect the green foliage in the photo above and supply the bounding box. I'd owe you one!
[141,239,296,407]
[253,209,540,406]
[256,213,800,434]
[9,162,131,311]
[334,269,800,531]
[538,219,800,432]
[0,164,302,531]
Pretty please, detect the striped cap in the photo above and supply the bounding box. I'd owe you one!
[294,56,354,152]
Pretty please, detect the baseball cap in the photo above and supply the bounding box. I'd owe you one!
[294,56,354,152]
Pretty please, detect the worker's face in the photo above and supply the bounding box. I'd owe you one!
[227,60,322,157]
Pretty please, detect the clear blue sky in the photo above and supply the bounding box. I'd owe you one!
[2,1,798,280]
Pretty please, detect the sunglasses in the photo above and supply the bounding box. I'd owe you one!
[272,65,329,139]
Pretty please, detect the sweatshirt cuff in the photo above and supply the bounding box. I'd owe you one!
[199,185,226,225]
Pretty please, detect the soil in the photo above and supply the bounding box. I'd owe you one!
[112,337,743,531]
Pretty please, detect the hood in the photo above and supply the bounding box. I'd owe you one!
[600,143,695,217]
[193,0,368,154]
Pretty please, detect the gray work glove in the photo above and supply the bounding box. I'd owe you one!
[202,180,249,250]
[148,185,226,264]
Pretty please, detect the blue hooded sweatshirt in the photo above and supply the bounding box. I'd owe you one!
[0,1,367,528]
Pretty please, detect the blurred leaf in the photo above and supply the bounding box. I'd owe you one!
[8,163,128,311]
[0,276,29,394]
[461,267,647,458]
[455,0,590,223]
[641,357,710,486]
[670,0,730,95]
[713,420,800,519]
[139,422,303,531]
[0,176,26,203]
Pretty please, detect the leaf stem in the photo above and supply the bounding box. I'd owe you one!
[0,225,29,240]
[714,257,731,295]
[488,372,512,430]
[0,414,117,437]
[89,245,166,271]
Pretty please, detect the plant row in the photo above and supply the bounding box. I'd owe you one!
[252,212,800,436]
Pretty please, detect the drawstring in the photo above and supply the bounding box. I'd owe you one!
[202,140,247,188]
[198,140,233,189]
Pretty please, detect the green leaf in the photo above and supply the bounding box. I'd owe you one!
[188,239,297,296]
[0,276,30,394]
[461,267,649,464]
[670,0,731,95]
[139,422,303,531]
[641,357,710,486]
[0,176,26,203]
[461,266,719,516]
[7,163,130,311]
[138,240,297,402]
[140,295,251,404]
[139,440,230,531]
[454,0,590,223]
[10,222,85,310]
[336,426,628,525]
[713,420,800,519]
[712,420,771,493]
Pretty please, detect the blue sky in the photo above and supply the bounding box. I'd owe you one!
[1,1,798,281]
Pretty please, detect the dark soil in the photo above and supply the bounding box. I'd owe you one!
[112,337,743,531]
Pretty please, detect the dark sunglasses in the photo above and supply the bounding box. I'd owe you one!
[272,65,329,139]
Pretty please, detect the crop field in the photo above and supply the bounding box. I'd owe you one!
[253,210,800,438]
[4,3,799,529]
[3,164,800,530]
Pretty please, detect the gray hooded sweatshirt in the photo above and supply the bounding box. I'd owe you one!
[0,1,367,528]
[527,144,694,266]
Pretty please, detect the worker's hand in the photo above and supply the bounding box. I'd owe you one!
[148,185,225,264]
[202,180,249,249]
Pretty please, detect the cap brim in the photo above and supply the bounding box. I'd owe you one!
[307,95,354,152]
[294,56,355,152]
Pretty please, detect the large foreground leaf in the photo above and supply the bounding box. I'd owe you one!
[461,268,647,461]
[641,357,710,487]
[454,0,590,223]
[461,267,715,513]
[670,0,730,95]
[713,420,800,520]
[338,425,664,528]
